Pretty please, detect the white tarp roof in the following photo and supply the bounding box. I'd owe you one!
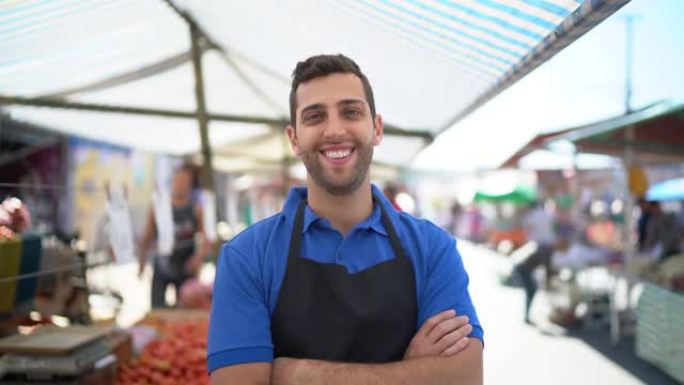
[0,0,629,170]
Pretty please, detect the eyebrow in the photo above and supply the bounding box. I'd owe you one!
[337,99,365,107]
[300,99,366,115]
[300,103,326,117]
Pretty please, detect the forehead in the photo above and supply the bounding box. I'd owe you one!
[174,169,192,179]
[295,73,366,111]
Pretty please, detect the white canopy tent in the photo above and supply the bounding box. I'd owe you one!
[0,0,630,177]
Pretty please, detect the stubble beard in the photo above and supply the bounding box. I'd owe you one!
[301,137,374,196]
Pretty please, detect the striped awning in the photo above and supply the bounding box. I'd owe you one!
[0,0,630,169]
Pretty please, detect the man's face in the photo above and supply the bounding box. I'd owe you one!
[287,73,383,196]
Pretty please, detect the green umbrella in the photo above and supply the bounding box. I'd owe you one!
[473,186,537,205]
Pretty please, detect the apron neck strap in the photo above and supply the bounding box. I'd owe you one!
[373,195,409,260]
[287,198,308,263]
[287,194,409,262]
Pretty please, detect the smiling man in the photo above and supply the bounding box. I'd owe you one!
[208,54,483,385]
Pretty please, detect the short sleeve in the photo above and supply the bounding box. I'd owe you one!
[207,244,273,372]
[418,234,484,344]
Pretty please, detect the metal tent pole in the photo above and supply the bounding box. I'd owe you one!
[189,22,215,195]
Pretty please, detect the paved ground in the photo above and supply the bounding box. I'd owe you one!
[458,241,680,385]
[87,241,680,384]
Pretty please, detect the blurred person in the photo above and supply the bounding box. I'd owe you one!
[447,201,463,236]
[636,196,652,252]
[643,201,681,260]
[209,54,483,385]
[514,201,557,324]
[552,228,611,270]
[0,197,32,233]
[137,164,212,308]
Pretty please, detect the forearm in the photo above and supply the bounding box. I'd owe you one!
[325,358,468,385]
[279,357,475,385]
[138,208,156,265]
[194,206,212,260]
[137,237,153,264]
[196,237,213,260]
[274,341,482,385]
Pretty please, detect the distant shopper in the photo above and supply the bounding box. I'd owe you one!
[137,164,211,308]
[643,201,681,260]
[515,201,556,324]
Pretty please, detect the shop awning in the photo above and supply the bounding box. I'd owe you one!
[558,102,684,164]
[499,127,578,168]
[646,177,684,202]
[0,0,630,171]
[474,185,537,205]
[501,102,684,168]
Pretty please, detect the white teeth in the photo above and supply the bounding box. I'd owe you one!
[324,149,351,159]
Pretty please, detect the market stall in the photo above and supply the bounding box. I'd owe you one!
[0,309,210,385]
[474,185,537,250]
[0,0,634,383]
[500,101,684,383]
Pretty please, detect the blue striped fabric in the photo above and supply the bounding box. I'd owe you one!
[405,0,535,50]
[0,0,629,140]
[347,0,628,103]
[358,0,513,71]
[338,0,505,78]
[0,0,104,33]
[474,0,557,29]
[521,0,573,17]
[376,0,521,62]
[436,0,631,132]
[435,0,545,41]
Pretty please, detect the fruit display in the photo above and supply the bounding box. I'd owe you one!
[115,319,209,385]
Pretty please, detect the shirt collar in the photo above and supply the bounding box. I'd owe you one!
[282,184,397,236]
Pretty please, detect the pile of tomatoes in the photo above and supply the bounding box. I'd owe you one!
[116,321,209,385]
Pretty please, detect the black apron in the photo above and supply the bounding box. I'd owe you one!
[271,195,417,363]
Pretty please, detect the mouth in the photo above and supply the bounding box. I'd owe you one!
[320,146,355,165]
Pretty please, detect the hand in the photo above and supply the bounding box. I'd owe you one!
[184,255,203,276]
[272,358,315,385]
[404,309,472,360]
[137,262,145,279]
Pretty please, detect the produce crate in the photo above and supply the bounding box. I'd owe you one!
[116,309,209,385]
[0,235,44,316]
[0,239,22,315]
[106,330,133,368]
[636,283,684,383]
[141,309,209,323]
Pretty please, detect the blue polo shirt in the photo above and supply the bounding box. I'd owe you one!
[208,185,483,372]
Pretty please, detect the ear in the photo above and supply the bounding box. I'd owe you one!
[286,125,300,155]
[372,113,384,146]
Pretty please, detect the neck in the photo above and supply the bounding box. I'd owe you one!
[306,178,373,237]
[172,195,190,207]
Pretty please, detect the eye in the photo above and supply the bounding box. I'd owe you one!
[303,112,324,123]
[344,108,361,119]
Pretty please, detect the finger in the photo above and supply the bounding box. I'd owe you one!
[417,310,456,338]
[441,337,470,356]
[427,315,469,342]
[427,316,468,343]
[436,323,473,352]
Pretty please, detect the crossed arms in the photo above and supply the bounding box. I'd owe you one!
[211,310,483,385]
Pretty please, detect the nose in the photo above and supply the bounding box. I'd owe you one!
[322,113,347,141]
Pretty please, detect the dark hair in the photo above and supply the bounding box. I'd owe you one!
[289,54,375,127]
